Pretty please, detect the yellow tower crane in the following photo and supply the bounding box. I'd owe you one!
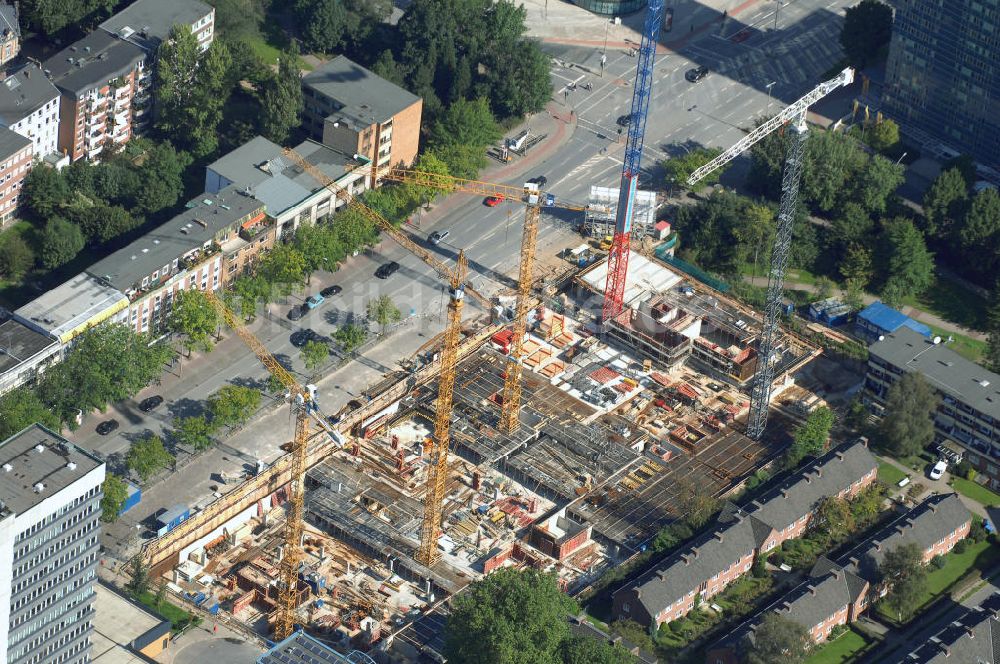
[201,289,310,640]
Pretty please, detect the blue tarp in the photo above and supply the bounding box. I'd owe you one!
[857,301,931,337]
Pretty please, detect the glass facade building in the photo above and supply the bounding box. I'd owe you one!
[882,0,999,167]
[573,0,645,17]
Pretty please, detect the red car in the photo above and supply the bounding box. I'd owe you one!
[484,195,504,207]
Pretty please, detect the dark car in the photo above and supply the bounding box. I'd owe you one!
[616,114,633,127]
[139,395,163,412]
[428,230,450,246]
[528,176,548,188]
[375,261,401,279]
[320,285,343,298]
[96,420,119,435]
[685,65,709,83]
[288,304,305,321]
[290,329,320,347]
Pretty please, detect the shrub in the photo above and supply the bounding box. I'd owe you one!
[930,555,947,569]
[954,539,969,554]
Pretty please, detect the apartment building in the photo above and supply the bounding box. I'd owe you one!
[612,440,878,629]
[99,0,215,53]
[0,64,60,159]
[86,187,268,335]
[0,128,30,226]
[901,593,1000,663]
[302,56,422,175]
[43,30,147,162]
[0,4,20,71]
[0,424,105,664]
[205,136,369,237]
[864,327,1000,489]
[707,493,972,664]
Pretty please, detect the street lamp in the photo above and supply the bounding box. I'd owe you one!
[895,151,909,165]
[774,0,782,29]
[601,21,610,77]
[765,81,776,112]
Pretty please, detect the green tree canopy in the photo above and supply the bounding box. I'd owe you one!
[367,295,402,333]
[0,388,61,439]
[23,165,71,219]
[813,495,855,545]
[880,217,934,302]
[744,612,810,664]
[20,0,115,36]
[125,555,150,597]
[208,385,262,427]
[301,339,329,371]
[956,188,1000,283]
[922,168,969,237]
[444,568,578,664]
[787,406,834,467]
[101,473,130,522]
[334,323,367,352]
[430,97,502,151]
[673,190,775,277]
[259,245,307,294]
[852,154,905,215]
[169,289,220,356]
[127,434,174,482]
[985,285,1000,374]
[39,217,85,269]
[73,204,140,244]
[559,636,633,664]
[867,118,900,154]
[878,542,927,622]
[172,414,218,451]
[662,147,725,193]
[260,45,304,144]
[801,130,868,213]
[134,142,189,214]
[877,372,939,458]
[0,233,35,281]
[840,0,893,68]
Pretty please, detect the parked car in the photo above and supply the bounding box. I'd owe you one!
[320,285,343,298]
[428,230,450,246]
[616,114,633,127]
[484,195,505,207]
[290,329,321,347]
[528,176,548,187]
[96,420,119,435]
[139,395,163,412]
[375,261,401,279]
[288,305,305,321]
[685,65,709,83]
[305,294,325,310]
[929,460,948,480]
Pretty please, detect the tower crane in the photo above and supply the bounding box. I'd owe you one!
[602,0,666,324]
[201,289,313,640]
[685,68,855,439]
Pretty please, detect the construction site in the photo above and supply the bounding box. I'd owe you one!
[131,31,853,660]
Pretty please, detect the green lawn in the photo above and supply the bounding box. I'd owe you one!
[923,324,987,363]
[245,29,314,71]
[137,590,201,631]
[805,627,871,664]
[903,275,989,332]
[877,460,908,487]
[949,477,1000,507]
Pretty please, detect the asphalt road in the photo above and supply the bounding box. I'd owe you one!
[95,0,853,556]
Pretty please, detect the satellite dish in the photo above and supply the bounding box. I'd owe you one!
[933,336,942,345]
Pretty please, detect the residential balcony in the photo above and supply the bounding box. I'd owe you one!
[180,242,222,271]
[239,217,275,243]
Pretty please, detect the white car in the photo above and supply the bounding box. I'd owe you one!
[929,460,948,480]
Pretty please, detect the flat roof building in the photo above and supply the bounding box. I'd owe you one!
[0,424,105,664]
[100,0,215,53]
[855,301,932,343]
[13,272,129,344]
[0,317,59,395]
[258,632,375,664]
[91,584,172,663]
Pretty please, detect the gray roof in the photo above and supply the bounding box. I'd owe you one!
[0,64,59,125]
[14,272,128,343]
[870,327,1000,420]
[206,136,362,217]
[258,632,360,664]
[0,317,57,373]
[568,615,659,663]
[0,4,19,39]
[903,593,1000,662]
[0,126,30,158]
[0,424,103,516]
[87,187,265,292]
[43,30,145,98]
[775,567,868,631]
[856,493,971,575]
[302,55,420,127]
[100,0,213,52]
[746,440,879,533]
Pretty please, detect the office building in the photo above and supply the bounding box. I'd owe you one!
[0,424,105,664]
[864,327,1000,488]
[882,0,1000,167]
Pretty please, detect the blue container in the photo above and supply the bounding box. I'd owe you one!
[120,482,141,515]
[158,504,190,533]
[208,602,220,615]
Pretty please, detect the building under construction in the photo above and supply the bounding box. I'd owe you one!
[583,185,659,237]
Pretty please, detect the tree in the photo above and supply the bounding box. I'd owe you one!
[840,243,874,290]
[479,31,551,119]
[0,388,60,440]
[813,496,855,544]
[209,0,268,41]
[301,339,329,371]
[430,97,502,151]
[744,612,810,664]
[840,0,893,68]
[881,217,934,301]
[877,372,939,457]
[673,191,775,278]
[675,477,719,529]
[127,434,174,482]
[943,154,977,188]
[852,154,904,216]
[125,556,150,597]
[367,295,402,334]
[39,217,85,269]
[259,245,306,294]
[173,415,218,451]
[296,0,350,53]
[559,636,632,664]
[372,49,405,86]
[0,233,35,280]
[73,204,140,243]
[849,483,886,528]
[260,46,304,144]
[662,147,725,193]
[801,130,867,213]
[101,473,129,522]
[985,285,1000,374]
[334,323,367,352]
[134,142,189,215]
[922,168,968,237]
[957,188,1000,283]
[169,289,220,356]
[444,568,577,664]
[22,165,71,218]
[867,118,900,154]
[787,406,834,467]
[208,385,261,427]
[229,274,271,320]
[878,542,927,621]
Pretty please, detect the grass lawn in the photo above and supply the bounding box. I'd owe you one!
[949,477,1000,507]
[877,460,908,487]
[904,275,989,332]
[924,324,987,362]
[805,627,871,664]
[137,590,201,630]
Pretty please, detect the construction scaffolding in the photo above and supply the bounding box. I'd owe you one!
[583,186,658,238]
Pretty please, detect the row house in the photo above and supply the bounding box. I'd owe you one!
[612,440,878,630]
[86,187,268,335]
[706,493,973,664]
[205,136,369,238]
[43,30,146,162]
[99,0,216,54]
[865,327,1000,489]
[901,593,1000,663]
[0,128,31,227]
[302,56,422,175]
[0,64,60,159]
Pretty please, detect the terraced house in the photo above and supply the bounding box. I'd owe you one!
[612,440,878,629]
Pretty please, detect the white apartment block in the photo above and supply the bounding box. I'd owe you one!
[0,65,60,159]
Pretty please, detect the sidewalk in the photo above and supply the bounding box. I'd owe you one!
[877,454,990,521]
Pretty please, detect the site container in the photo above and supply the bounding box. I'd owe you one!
[120,481,141,515]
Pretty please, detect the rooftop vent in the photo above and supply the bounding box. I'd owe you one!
[33,482,44,493]
[152,239,160,244]
[980,380,991,388]
[35,444,44,453]
[66,462,77,471]
[2,463,11,472]
[141,248,149,253]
